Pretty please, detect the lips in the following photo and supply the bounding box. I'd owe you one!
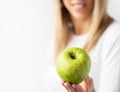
[71,3,87,11]
[73,4,86,8]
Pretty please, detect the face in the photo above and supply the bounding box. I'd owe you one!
[62,0,94,20]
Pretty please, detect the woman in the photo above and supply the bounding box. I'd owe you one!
[42,0,120,92]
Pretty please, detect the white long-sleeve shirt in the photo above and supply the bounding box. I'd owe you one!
[42,21,120,92]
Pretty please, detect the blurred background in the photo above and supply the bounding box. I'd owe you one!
[0,0,120,92]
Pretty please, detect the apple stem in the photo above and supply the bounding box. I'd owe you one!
[70,53,76,59]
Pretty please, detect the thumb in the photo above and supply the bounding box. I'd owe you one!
[79,80,88,92]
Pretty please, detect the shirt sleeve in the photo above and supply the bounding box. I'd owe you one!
[98,27,120,92]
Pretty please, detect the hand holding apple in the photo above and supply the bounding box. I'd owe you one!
[56,47,91,84]
[62,76,95,92]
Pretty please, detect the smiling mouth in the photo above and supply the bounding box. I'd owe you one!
[72,3,87,11]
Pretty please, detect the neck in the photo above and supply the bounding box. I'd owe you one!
[71,17,92,35]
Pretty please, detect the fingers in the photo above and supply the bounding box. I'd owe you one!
[80,80,88,92]
[85,76,95,92]
[72,84,84,92]
[62,81,85,92]
[61,76,95,92]
[62,82,76,92]
[86,76,93,86]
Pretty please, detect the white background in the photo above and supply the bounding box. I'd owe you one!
[0,0,120,92]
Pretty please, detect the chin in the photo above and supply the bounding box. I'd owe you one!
[71,12,88,20]
[74,15,87,20]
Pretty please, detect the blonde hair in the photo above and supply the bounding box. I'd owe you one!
[54,0,114,58]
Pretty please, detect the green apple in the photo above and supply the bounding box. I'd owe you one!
[56,47,91,84]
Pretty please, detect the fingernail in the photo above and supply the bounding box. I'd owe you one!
[65,82,70,88]
[72,84,76,88]
[61,81,64,85]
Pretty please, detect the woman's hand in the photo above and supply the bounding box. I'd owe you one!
[62,76,95,92]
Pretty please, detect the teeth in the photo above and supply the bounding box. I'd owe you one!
[73,4,84,9]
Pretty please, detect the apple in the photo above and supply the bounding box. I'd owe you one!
[56,47,91,84]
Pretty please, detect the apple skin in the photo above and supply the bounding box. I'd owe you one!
[56,47,91,84]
